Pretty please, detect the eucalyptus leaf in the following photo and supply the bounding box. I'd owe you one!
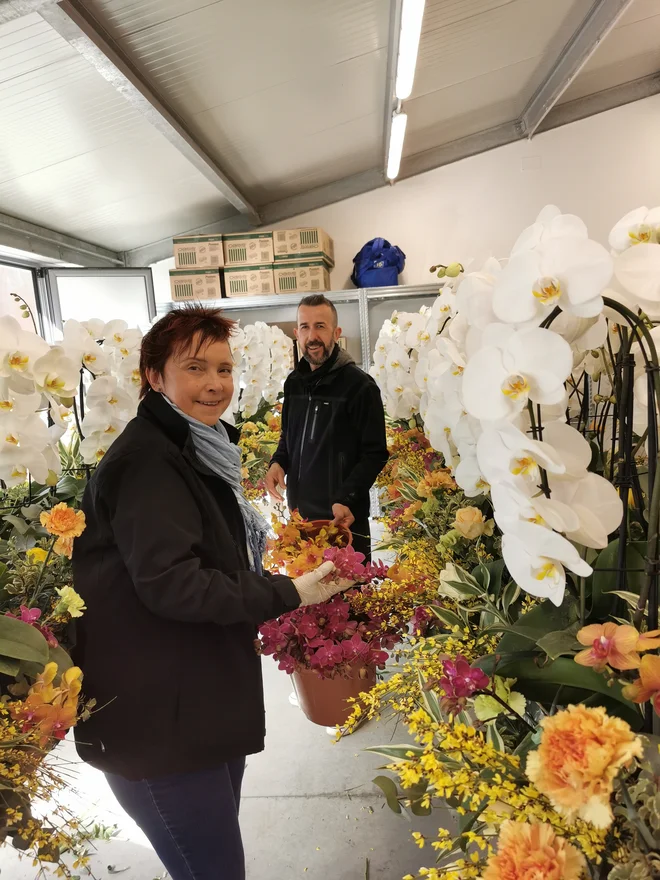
[365,744,425,763]
[372,776,401,814]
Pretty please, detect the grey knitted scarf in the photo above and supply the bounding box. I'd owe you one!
[163,395,268,574]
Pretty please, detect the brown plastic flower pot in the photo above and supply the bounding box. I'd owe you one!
[292,663,376,727]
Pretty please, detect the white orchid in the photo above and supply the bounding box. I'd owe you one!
[609,206,660,253]
[493,230,611,325]
[33,347,80,400]
[0,316,49,382]
[103,320,142,357]
[476,422,565,495]
[86,375,136,416]
[613,243,660,312]
[454,258,500,329]
[502,521,592,606]
[63,319,109,375]
[462,324,572,421]
[0,379,41,417]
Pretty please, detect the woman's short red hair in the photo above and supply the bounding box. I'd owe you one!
[139,305,236,398]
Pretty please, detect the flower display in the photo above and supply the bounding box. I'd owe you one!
[482,820,586,880]
[526,705,643,828]
[231,322,292,418]
[622,654,660,715]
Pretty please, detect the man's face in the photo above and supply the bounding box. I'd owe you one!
[295,305,341,367]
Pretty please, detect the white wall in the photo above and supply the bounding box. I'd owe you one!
[152,95,660,298]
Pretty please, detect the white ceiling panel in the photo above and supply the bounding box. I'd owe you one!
[85,0,388,202]
[0,10,230,252]
[559,0,660,105]
[405,0,592,150]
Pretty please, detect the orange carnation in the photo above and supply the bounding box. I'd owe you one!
[526,704,642,828]
[416,469,456,498]
[482,821,585,880]
[40,503,85,539]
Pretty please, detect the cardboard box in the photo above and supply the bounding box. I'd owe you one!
[173,234,224,269]
[273,227,334,267]
[169,269,222,302]
[224,265,275,297]
[274,260,331,294]
[223,232,274,266]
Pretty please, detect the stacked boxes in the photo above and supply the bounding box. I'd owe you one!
[169,227,334,301]
[222,233,275,296]
[273,227,334,295]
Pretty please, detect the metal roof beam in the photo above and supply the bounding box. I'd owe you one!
[39,0,260,223]
[124,213,253,268]
[0,211,124,267]
[382,0,404,176]
[521,0,635,138]
[126,75,660,267]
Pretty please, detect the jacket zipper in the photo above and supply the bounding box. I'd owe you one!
[309,403,320,442]
[298,391,313,480]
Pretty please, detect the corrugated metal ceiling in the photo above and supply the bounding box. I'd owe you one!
[0,0,658,262]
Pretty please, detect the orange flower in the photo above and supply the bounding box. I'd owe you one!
[453,507,494,540]
[622,654,660,715]
[53,536,74,559]
[482,821,585,880]
[575,622,641,672]
[526,704,642,828]
[40,503,85,539]
[402,501,423,522]
[575,622,660,672]
[416,470,456,498]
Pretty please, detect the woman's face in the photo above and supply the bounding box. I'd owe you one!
[148,335,234,426]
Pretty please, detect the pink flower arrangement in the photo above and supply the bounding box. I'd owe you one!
[436,655,490,713]
[259,594,389,678]
[322,545,389,582]
[259,549,397,679]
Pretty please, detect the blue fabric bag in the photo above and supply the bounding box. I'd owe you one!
[350,238,406,288]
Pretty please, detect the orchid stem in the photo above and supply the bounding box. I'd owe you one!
[29,537,56,608]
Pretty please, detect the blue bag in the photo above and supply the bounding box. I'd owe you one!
[351,238,406,288]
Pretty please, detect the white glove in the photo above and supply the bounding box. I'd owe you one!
[293,561,355,606]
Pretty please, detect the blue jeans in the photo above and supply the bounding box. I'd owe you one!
[106,759,246,880]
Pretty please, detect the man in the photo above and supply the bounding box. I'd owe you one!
[266,294,388,560]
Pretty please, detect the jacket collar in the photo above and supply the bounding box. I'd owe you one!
[138,390,240,450]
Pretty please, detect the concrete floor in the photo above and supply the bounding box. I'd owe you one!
[0,657,449,880]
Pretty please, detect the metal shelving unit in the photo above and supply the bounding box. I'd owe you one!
[157,283,441,368]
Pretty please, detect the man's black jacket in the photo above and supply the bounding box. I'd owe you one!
[72,390,300,780]
[271,346,388,522]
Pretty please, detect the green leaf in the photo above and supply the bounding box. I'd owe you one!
[608,591,642,610]
[0,615,49,666]
[429,606,464,630]
[418,671,442,722]
[372,776,401,814]
[501,580,520,618]
[497,596,579,654]
[2,515,30,536]
[0,656,20,677]
[410,799,431,817]
[486,722,505,752]
[365,744,425,763]
[473,559,505,599]
[591,539,646,619]
[536,626,581,661]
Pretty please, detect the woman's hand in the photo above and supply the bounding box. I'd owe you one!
[293,561,356,606]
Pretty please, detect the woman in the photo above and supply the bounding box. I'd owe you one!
[72,306,347,880]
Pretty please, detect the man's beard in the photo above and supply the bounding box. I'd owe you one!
[304,341,333,366]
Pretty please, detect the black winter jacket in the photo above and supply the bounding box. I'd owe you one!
[72,390,300,781]
[271,347,388,522]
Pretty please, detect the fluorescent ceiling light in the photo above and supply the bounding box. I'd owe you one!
[387,111,408,180]
[395,0,425,100]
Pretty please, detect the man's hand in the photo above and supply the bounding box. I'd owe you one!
[332,503,355,529]
[266,463,287,503]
